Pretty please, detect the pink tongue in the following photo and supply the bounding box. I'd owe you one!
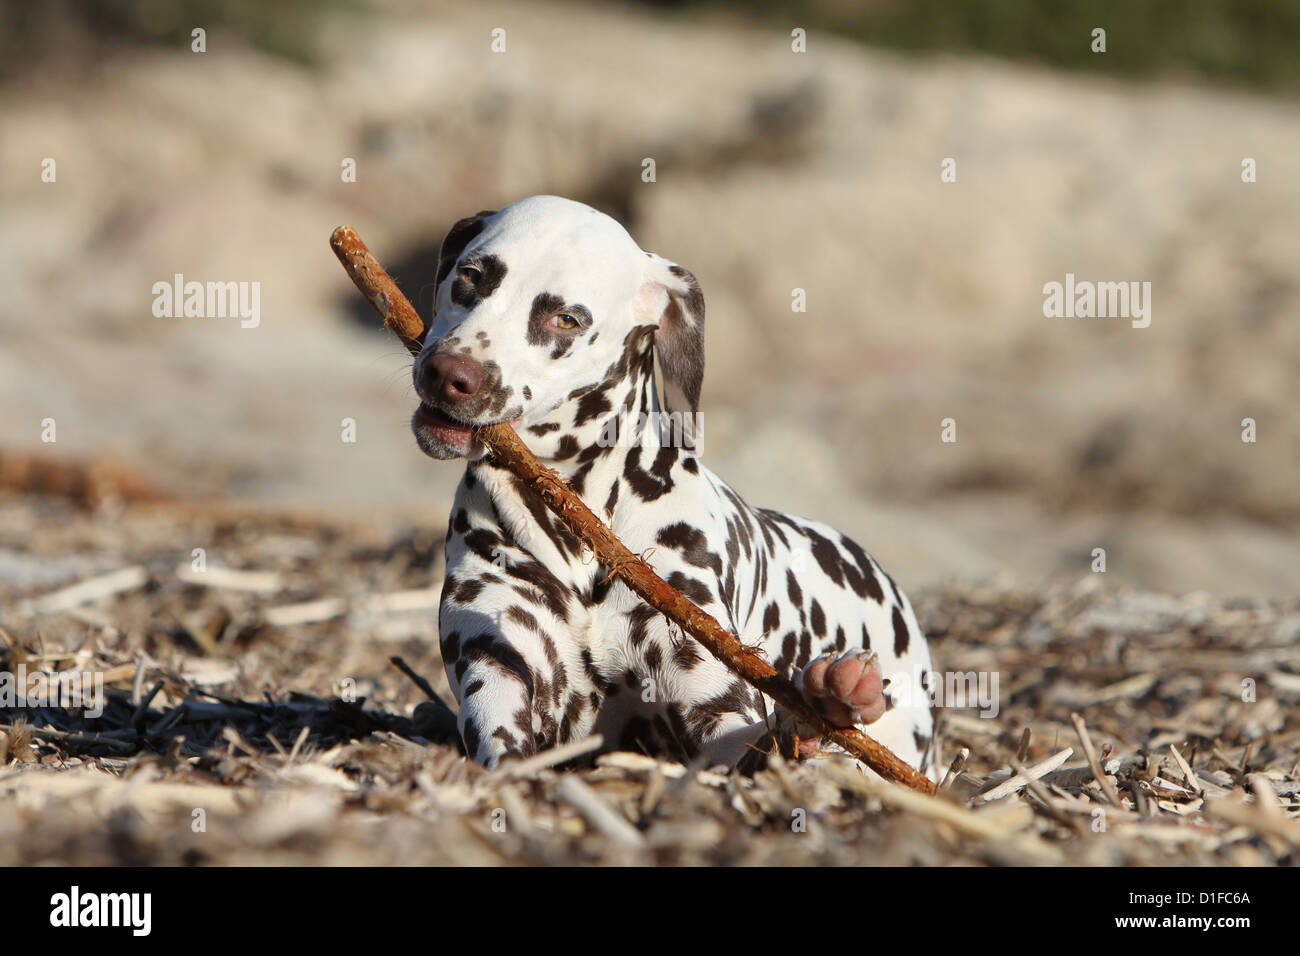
[510,419,522,429]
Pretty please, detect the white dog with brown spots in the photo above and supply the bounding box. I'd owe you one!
[410,195,936,777]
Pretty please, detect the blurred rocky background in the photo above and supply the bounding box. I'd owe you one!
[2,0,1298,598]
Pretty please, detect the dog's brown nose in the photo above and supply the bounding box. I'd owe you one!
[418,352,483,405]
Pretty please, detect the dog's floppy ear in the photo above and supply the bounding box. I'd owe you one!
[435,210,497,287]
[638,253,705,421]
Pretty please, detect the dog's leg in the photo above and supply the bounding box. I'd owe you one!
[441,613,537,768]
[439,550,578,769]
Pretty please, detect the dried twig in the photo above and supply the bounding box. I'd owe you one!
[1015,726,1031,762]
[556,774,647,849]
[176,565,283,593]
[330,225,937,794]
[18,566,149,617]
[288,725,311,763]
[938,746,968,792]
[1070,712,1121,806]
[1206,793,1300,848]
[2,722,135,755]
[131,679,165,734]
[821,758,1062,862]
[1168,743,1203,795]
[330,226,426,354]
[389,655,442,703]
[977,747,1073,802]
[491,734,607,780]
[264,587,441,627]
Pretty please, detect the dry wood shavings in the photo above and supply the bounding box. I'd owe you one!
[0,494,1296,863]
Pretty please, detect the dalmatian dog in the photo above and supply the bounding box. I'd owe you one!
[411,195,936,777]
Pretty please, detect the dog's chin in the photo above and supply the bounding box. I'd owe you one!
[410,403,523,460]
[411,403,477,459]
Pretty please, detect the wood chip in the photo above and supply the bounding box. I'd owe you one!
[177,565,283,593]
[1071,712,1122,806]
[488,734,605,781]
[1087,672,1158,705]
[555,775,646,849]
[1205,796,1300,847]
[978,748,1074,802]
[820,759,1063,863]
[17,566,148,616]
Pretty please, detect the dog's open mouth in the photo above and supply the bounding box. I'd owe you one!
[412,403,522,458]
[413,402,474,445]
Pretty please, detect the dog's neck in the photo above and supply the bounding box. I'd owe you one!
[469,328,699,528]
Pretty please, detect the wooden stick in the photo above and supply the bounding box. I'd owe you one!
[3,722,136,755]
[1168,743,1203,796]
[330,226,426,354]
[18,565,149,617]
[820,759,1062,862]
[1070,712,1121,806]
[491,733,608,781]
[556,774,648,849]
[937,746,968,793]
[329,225,937,795]
[977,747,1073,803]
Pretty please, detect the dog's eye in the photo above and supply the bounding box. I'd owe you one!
[552,313,580,330]
[458,265,481,283]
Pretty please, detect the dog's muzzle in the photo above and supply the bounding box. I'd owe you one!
[411,351,520,459]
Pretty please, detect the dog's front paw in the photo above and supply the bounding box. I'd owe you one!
[793,650,885,753]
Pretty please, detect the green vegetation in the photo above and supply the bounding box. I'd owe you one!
[656,0,1300,93]
[7,1,1298,93]
[0,0,359,78]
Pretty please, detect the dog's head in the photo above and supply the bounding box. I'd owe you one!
[410,195,703,460]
